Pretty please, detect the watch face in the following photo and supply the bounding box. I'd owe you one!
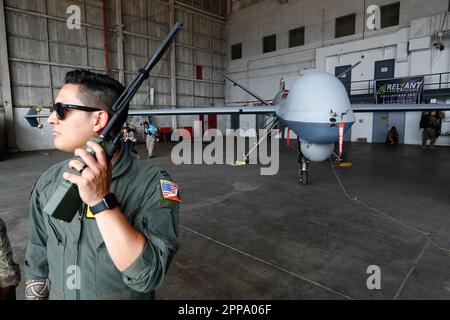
[104,193,119,209]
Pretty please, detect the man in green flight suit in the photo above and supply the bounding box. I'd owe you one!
[24,69,181,300]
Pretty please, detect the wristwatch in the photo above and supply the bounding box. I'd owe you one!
[90,193,119,215]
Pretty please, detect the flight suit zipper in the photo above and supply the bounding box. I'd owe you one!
[75,204,84,300]
[96,242,106,252]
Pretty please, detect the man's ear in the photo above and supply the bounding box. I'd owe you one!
[93,110,110,132]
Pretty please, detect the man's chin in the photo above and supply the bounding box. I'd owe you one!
[53,139,74,153]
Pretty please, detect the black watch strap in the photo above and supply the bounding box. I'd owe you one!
[90,193,119,215]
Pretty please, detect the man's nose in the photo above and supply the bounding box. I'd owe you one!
[48,111,58,124]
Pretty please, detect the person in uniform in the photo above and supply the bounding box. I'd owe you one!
[24,69,181,300]
[420,110,443,150]
[0,218,21,300]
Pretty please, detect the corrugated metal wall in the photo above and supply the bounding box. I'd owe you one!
[0,0,226,151]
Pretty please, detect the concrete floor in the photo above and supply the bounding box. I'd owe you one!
[1,140,449,300]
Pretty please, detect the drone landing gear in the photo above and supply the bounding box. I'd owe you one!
[299,157,309,185]
[234,117,279,166]
[297,139,310,186]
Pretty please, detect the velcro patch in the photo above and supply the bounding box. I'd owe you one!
[160,170,172,179]
[160,180,182,203]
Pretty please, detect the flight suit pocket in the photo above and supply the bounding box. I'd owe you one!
[95,243,130,299]
[46,217,66,300]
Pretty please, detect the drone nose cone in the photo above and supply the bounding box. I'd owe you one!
[288,71,351,113]
[280,71,354,124]
[279,71,355,144]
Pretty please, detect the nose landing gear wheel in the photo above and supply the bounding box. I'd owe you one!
[299,169,309,185]
[299,170,309,186]
[297,139,310,185]
[298,156,309,185]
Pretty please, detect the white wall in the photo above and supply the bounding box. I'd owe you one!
[351,113,374,143]
[227,0,447,62]
[226,0,450,145]
[316,14,450,145]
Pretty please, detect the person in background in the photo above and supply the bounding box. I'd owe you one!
[121,126,130,153]
[143,121,158,158]
[385,126,399,146]
[127,126,139,157]
[0,218,21,300]
[419,110,443,150]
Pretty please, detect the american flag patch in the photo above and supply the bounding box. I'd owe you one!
[160,179,182,203]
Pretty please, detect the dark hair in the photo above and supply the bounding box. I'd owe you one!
[64,69,127,132]
[64,69,125,113]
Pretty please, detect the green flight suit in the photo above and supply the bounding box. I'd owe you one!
[24,147,180,300]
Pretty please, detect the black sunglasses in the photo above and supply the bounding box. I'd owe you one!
[52,102,102,120]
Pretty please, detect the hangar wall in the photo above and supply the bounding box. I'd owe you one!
[226,0,450,146]
[0,0,227,152]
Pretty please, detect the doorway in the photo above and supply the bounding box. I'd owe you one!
[372,59,405,143]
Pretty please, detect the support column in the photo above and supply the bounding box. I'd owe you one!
[45,0,54,103]
[0,0,16,150]
[102,0,110,75]
[115,0,124,83]
[170,0,177,129]
[209,19,213,106]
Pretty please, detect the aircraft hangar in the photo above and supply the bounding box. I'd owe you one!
[0,0,449,302]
